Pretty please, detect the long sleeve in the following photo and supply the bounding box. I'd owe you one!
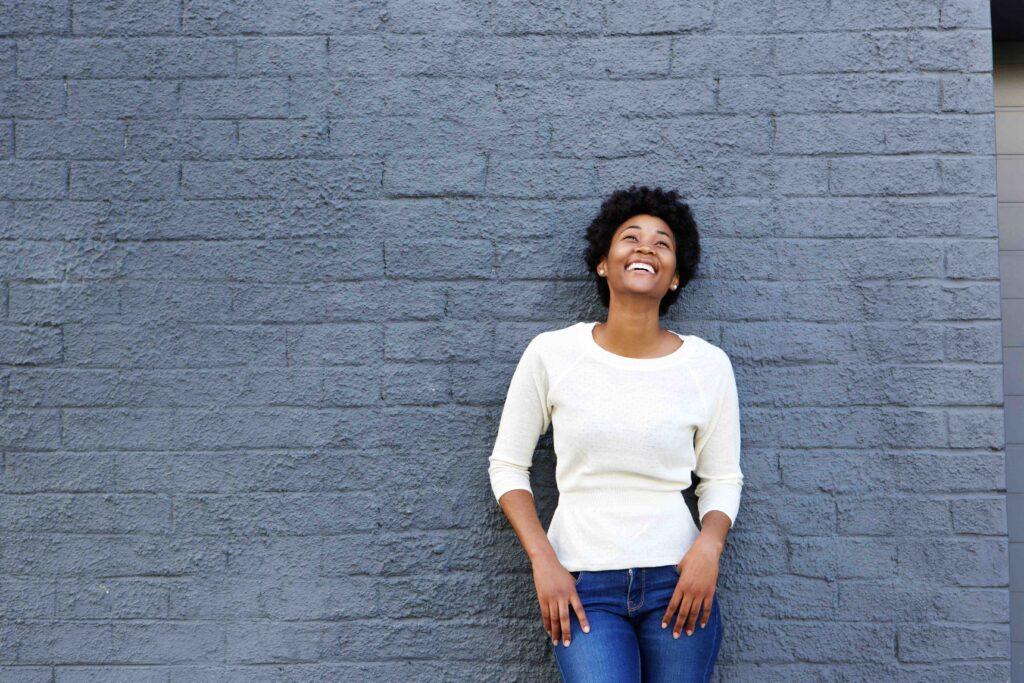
[487,337,551,504]
[693,352,744,527]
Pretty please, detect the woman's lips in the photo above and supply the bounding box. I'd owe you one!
[626,269,656,276]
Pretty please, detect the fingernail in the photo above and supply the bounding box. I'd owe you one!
[686,629,693,636]
[660,622,667,629]
[583,626,590,633]
[563,640,569,646]
[673,632,680,639]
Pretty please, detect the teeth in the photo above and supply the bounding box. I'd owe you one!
[627,262,655,273]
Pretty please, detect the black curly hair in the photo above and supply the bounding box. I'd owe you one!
[583,184,701,317]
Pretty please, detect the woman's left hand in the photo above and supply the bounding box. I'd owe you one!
[662,533,724,638]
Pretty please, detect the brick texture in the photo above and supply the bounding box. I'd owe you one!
[0,0,1009,680]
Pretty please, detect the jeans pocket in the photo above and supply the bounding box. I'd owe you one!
[571,570,584,586]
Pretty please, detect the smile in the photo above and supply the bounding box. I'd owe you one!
[625,261,657,275]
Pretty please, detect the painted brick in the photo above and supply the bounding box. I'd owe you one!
[1,1,1008,677]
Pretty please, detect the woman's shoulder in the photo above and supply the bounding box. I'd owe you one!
[673,331,734,371]
[526,321,587,357]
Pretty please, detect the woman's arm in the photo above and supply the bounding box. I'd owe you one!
[663,350,744,639]
[496,489,589,647]
[693,351,744,530]
[487,338,549,503]
[487,338,590,646]
[496,490,558,563]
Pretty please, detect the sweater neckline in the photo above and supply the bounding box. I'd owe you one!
[583,321,695,369]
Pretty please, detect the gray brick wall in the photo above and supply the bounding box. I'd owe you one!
[0,0,1009,680]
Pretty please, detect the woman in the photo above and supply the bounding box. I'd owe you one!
[487,185,743,682]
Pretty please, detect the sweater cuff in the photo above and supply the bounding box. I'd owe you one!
[697,484,742,527]
[489,471,533,505]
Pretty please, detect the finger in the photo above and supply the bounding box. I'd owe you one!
[559,600,571,647]
[700,595,712,629]
[541,601,552,641]
[661,579,683,628]
[571,593,590,634]
[684,596,702,636]
[674,594,694,638]
[549,600,561,645]
[661,600,676,629]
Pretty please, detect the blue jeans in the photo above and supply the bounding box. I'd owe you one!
[551,564,723,682]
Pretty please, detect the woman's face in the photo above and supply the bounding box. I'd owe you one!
[597,214,680,303]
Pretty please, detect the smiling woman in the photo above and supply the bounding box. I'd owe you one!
[487,185,741,682]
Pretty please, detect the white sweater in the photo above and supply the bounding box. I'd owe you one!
[488,321,743,572]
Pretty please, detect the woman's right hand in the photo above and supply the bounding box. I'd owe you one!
[532,557,590,647]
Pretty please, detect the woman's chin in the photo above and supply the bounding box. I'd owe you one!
[614,284,667,298]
